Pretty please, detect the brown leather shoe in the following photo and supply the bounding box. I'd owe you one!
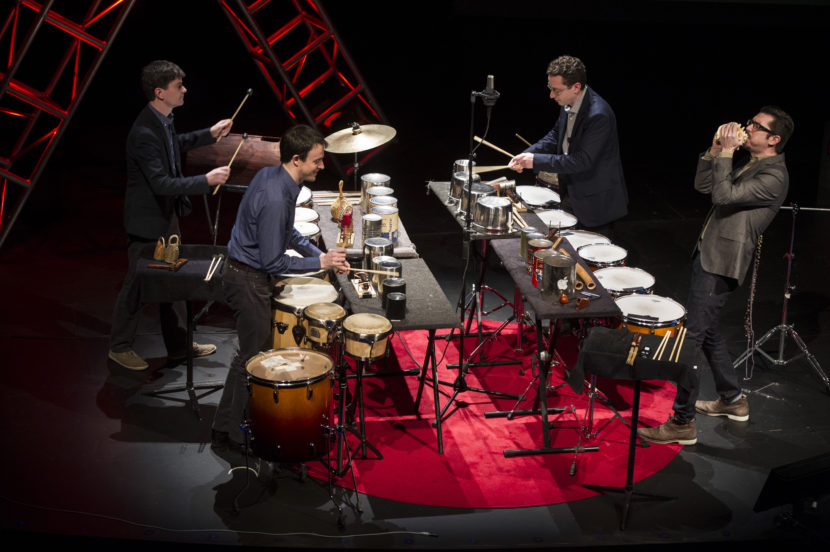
[637,417,697,445]
[108,349,149,371]
[696,395,749,422]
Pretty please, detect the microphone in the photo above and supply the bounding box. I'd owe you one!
[482,74,500,107]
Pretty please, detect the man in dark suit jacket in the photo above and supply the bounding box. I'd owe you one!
[109,60,232,371]
[508,55,628,230]
[638,106,794,445]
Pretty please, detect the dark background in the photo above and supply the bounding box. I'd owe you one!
[11,0,830,245]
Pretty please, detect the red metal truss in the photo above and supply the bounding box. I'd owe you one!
[217,0,391,178]
[0,0,135,248]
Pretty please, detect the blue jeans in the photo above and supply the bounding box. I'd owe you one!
[672,254,742,421]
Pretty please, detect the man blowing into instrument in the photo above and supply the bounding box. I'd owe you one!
[109,60,232,371]
[211,124,349,453]
[508,55,628,235]
[638,106,793,446]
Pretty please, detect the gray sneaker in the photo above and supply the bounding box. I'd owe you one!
[695,395,749,422]
[637,417,697,445]
[108,349,149,371]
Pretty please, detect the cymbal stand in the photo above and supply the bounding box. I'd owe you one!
[731,204,829,391]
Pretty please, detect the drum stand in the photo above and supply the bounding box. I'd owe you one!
[731,205,829,391]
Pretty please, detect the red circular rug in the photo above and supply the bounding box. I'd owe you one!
[306,321,681,508]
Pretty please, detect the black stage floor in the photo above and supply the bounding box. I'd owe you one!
[3,1,830,550]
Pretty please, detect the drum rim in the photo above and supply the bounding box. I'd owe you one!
[245,347,334,386]
[515,185,561,207]
[615,295,687,328]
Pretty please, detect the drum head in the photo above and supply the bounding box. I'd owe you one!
[559,229,611,250]
[274,277,338,307]
[595,266,655,293]
[343,312,392,335]
[294,207,319,223]
[535,209,578,229]
[296,186,312,206]
[516,185,560,208]
[246,348,333,384]
[304,302,347,321]
[615,294,686,326]
[578,243,627,263]
[294,221,320,238]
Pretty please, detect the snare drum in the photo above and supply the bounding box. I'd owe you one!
[515,185,560,209]
[294,221,321,247]
[342,313,393,361]
[294,207,319,224]
[578,243,628,271]
[615,294,686,336]
[594,266,655,297]
[246,348,333,462]
[272,277,339,349]
[535,209,578,231]
[296,186,312,208]
[559,229,611,250]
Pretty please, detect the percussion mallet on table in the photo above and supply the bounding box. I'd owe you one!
[217,88,253,142]
[212,133,247,196]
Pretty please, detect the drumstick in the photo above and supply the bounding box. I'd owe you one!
[515,133,533,147]
[511,206,528,228]
[348,267,400,277]
[669,327,687,363]
[474,135,515,159]
[472,164,511,174]
[212,133,247,195]
[217,88,253,142]
[654,330,673,361]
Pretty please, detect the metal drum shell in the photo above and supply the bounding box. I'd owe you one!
[458,183,495,216]
[450,170,481,202]
[473,196,512,233]
[360,173,391,211]
[362,236,393,269]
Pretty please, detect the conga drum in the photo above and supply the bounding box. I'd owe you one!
[342,313,393,361]
[272,277,339,349]
[246,348,334,462]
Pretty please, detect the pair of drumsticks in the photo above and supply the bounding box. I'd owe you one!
[212,88,253,196]
[653,327,687,363]
[472,134,534,173]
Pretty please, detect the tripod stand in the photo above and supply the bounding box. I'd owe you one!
[732,204,830,391]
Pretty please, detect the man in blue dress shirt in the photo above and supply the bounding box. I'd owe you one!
[212,124,348,452]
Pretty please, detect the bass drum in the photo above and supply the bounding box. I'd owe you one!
[246,348,334,462]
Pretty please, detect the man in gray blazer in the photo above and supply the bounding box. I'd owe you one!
[638,106,794,445]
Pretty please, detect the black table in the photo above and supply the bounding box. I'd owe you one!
[136,244,227,419]
[574,326,695,530]
[313,203,462,455]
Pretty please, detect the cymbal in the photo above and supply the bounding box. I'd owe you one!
[324,123,396,154]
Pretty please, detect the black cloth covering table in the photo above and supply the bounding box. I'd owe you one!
[135,244,227,418]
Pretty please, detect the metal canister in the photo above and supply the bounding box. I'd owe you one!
[450,170,481,203]
[363,237,393,269]
[360,173,391,211]
[369,195,398,209]
[541,252,577,299]
[525,238,553,274]
[381,277,406,309]
[371,255,402,288]
[532,249,559,288]
[385,292,406,321]
[370,205,399,243]
[519,226,539,260]
[365,185,394,212]
[362,213,383,242]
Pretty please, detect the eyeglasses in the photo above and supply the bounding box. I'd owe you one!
[547,83,572,95]
[746,119,775,134]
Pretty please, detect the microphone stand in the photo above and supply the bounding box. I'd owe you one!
[732,203,829,391]
[437,78,518,427]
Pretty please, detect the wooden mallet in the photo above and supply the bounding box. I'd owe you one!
[217,88,252,142]
[212,132,247,195]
